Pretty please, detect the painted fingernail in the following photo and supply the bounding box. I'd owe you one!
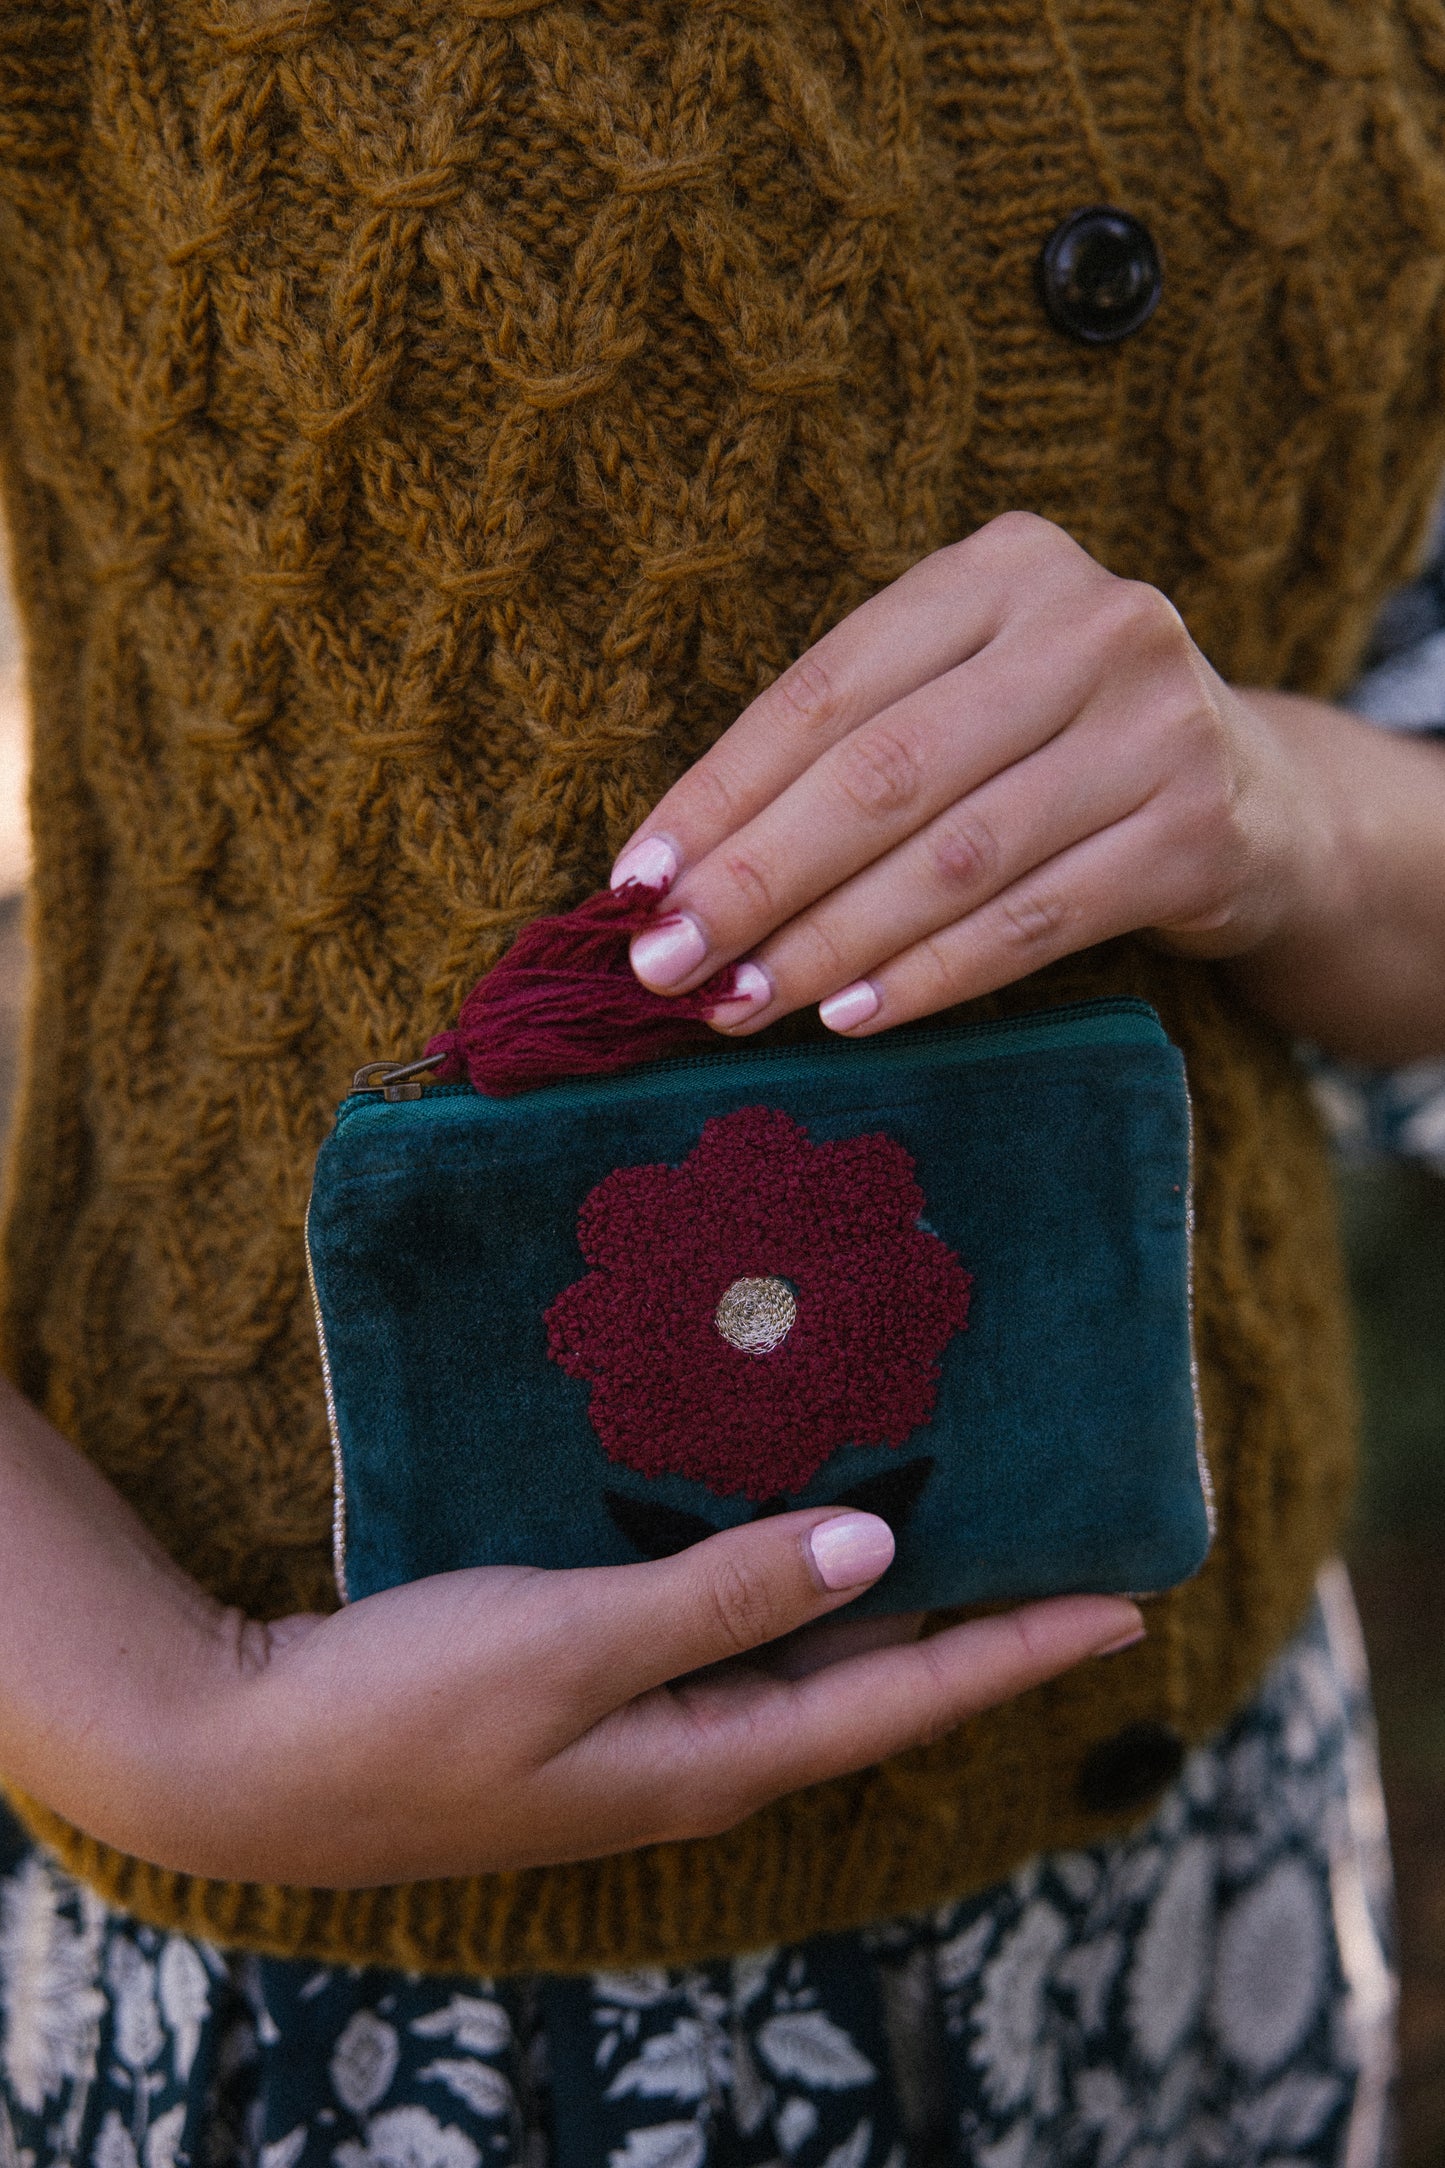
[1095,1617,1147,1658]
[610,835,678,894]
[630,913,708,989]
[819,980,880,1033]
[708,961,772,1022]
[808,1512,896,1592]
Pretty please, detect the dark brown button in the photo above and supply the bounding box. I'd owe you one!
[1039,207,1163,345]
[1077,1720,1185,1815]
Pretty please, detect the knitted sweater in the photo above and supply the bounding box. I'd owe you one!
[0,0,1442,1975]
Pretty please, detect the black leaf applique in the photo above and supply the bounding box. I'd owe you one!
[828,1455,935,1530]
[604,1458,935,1561]
[604,1490,720,1560]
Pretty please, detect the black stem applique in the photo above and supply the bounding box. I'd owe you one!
[604,1458,935,1561]
[603,1491,720,1561]
[828,1455,935,1526]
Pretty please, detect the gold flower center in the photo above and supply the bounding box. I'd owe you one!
[714,1275,797,1356]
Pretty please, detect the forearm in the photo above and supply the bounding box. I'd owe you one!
[0,1379,229,1850]
[1225,693,1445,1065]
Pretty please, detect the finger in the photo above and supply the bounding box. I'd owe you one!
[711,714,1158,1032]
[759,1609,926,1682]
[609,517,1101,898]
[539,1509,900,1720]
[627,620,1119,999]
[562,1594,1145,1845]
[609,550,1004,896]
[815,806,1209,1034]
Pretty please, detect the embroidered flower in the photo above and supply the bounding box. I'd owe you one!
[545,1105,972,1499]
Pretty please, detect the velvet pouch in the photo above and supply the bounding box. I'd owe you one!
[306,998,1212,1617]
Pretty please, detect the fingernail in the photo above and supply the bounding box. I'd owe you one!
[708,960,772,1021]
[630,913,708,989]
[808,1512,896,1591]
[819,980,880,1033]
[1095,1618,1147,1658]
[611,835,678,894]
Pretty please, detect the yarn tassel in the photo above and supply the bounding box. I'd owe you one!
[425,883,740,1096]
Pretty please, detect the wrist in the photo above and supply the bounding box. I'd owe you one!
[1221,690,1445,1060]
[81,1607,340,1880]
[1149,687,1350,972]
[1235,689,1362,959]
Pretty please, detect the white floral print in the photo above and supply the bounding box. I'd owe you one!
[141,2102,185,2168]
[329,2014,400,2118]
[755,2014,874,2090]
[0,2094,35,2168]
[106,1946,164,2082]
[605,2127,704,2168]
[90,2109,137,2168]
[818,2123,872,2168]
[969,1902,1069,2114]
[409,2002,510,2058]
[1054,1932,1124,2037]
[1125,1837,1214,2067]
[259,2129,306,2168]
[605,2019,728,2104]
[0,1859,105,2117]
[775,2097,817,2154]
[156,1944,210,2089]
[333,2105,478,2168]
[416,2061,514,2121]
[1210,1858,1331,2077]
[933,1912,995,1995]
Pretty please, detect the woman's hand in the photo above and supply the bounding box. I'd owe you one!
[613,512,1445,1064]
[0,1382,1140,1886]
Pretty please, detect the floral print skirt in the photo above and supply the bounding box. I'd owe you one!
[0,1566,1395,2168]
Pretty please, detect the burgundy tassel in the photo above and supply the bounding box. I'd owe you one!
[425,883,740,1097]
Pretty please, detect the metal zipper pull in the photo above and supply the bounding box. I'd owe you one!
[351,1052,449,1101]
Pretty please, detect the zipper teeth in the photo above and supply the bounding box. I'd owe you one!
[337,998,1162,1118]
[582,999,1155,1077]
[304,1210,350,1604]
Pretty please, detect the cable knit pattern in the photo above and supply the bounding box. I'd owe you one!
[0,0,1440,1972]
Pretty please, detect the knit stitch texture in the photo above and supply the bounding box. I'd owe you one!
[0,0,1441,1971]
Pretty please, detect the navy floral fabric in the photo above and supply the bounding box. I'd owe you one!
[0,1568,1395,2168]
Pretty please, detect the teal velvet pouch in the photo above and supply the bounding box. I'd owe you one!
[306,998,1212,1617]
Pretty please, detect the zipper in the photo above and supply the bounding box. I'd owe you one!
[352,1053,450,1101]
[339,997,1167,1121]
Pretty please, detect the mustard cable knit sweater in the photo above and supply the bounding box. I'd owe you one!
[0,0,1443,1973]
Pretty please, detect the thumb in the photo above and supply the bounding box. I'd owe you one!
[568,1508,897,1710]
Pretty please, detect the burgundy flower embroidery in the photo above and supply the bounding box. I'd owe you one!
[544,1105,973,1500]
